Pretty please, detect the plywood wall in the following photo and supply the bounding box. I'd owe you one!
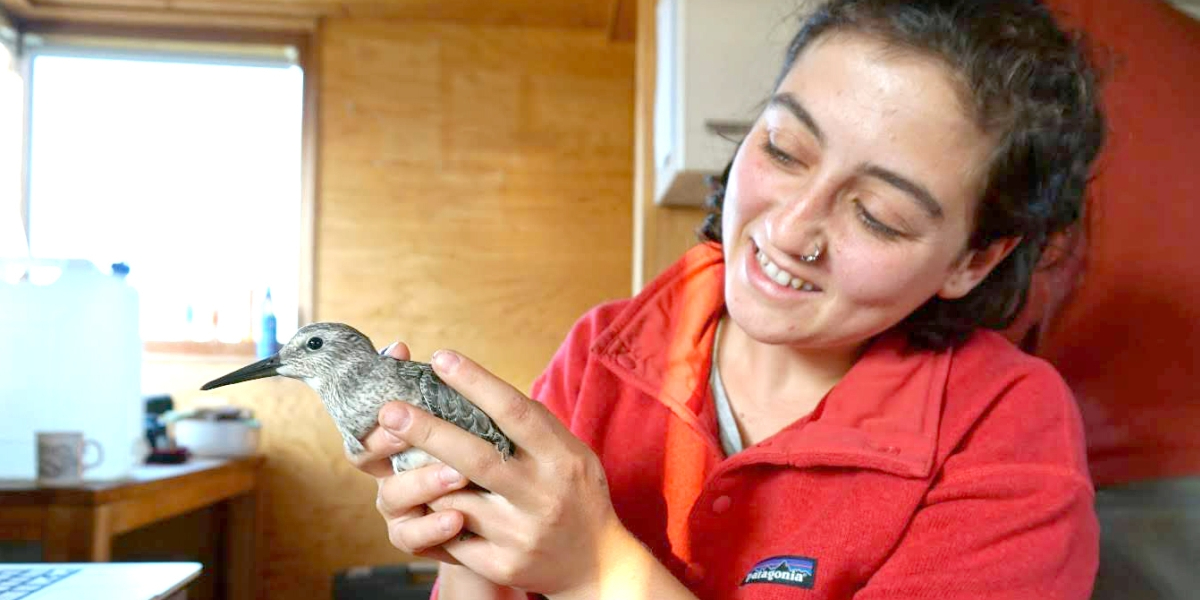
[143,17,635,600]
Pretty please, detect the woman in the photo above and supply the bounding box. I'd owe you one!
[351,0,1107,597]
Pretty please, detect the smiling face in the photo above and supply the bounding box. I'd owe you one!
[722,32,1014,356]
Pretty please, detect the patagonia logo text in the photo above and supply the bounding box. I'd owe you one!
[741,555,817,589]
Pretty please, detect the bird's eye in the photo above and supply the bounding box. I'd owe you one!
[306,337,323,350]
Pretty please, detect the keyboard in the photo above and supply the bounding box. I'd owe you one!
[0,567,80,600]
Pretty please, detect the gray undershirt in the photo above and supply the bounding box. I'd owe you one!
[711,319,744,456]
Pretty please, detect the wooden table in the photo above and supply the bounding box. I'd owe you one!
[0,456,264,600]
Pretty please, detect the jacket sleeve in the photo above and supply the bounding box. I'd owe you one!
[854,367,1099,600]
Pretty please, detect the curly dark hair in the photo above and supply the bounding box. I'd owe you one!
[698,0,1107,350]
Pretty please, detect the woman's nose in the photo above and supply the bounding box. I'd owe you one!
[766,178,835,258]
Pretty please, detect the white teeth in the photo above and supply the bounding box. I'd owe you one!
[756,249,816,292]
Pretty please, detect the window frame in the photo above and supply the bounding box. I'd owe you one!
[14,20,319,358]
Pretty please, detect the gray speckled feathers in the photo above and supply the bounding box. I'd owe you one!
[201,322,515,473]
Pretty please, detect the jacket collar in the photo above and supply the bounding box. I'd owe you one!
[592,243,946,479]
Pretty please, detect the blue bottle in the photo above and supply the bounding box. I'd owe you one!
[257,288,280,359]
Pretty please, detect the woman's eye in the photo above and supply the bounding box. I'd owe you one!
[761,140,797,166]
[853,199,904,240]
[760,128,809,170]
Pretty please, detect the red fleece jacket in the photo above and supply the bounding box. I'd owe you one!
[434,243,1097,599]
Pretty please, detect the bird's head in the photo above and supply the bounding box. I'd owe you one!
[200,322,379,392]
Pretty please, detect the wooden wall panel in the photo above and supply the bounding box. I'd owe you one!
[143,18,634,600]
[316,20,634,387]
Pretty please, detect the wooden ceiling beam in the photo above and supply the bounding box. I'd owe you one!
[1,0,624,36]
[1,0,323,32]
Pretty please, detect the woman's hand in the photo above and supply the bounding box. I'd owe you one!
[344,341,470,566]
[374,349,631,598]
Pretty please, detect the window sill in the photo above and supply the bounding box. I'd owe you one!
[144,341,258,362]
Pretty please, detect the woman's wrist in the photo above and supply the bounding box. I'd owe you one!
[551,520,696,600]
[437,563,524,600]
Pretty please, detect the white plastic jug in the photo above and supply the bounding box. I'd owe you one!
[0,258,145,480]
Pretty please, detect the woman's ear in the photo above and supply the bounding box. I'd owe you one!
[938,236,1022,300]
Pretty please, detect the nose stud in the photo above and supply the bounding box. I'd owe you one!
[799,243,823,263]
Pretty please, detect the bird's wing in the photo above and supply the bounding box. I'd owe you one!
[388,361,463,420]
[392,361,513,457]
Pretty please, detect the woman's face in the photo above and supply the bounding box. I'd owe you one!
[722,32,1011,355]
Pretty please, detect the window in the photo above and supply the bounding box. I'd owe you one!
[20,35,307,350]
[0,19,23,259]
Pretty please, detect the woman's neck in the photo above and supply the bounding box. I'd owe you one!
[715,315,860,445]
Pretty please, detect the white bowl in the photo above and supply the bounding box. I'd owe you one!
[172,420,260,457]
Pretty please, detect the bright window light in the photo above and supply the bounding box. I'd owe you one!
[0,38,25,259]
[25,50,303,345]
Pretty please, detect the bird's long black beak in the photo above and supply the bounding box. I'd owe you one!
[200,354,282,390]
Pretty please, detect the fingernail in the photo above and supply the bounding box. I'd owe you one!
[439,465,463,485]
[380,405,411,431]
[379,342,396,356]
[432,350,460,372]
[439,513,457,532]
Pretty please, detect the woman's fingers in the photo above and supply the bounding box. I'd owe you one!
[374,463,471,558]
[427,488,508,543]
[347,412,414,478]
[376,463,469,519]
[386,509,466,556]
[380,341,412,361]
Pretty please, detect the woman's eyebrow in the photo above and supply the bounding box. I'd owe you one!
[769,93,824,146]
[861,164,945,220]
